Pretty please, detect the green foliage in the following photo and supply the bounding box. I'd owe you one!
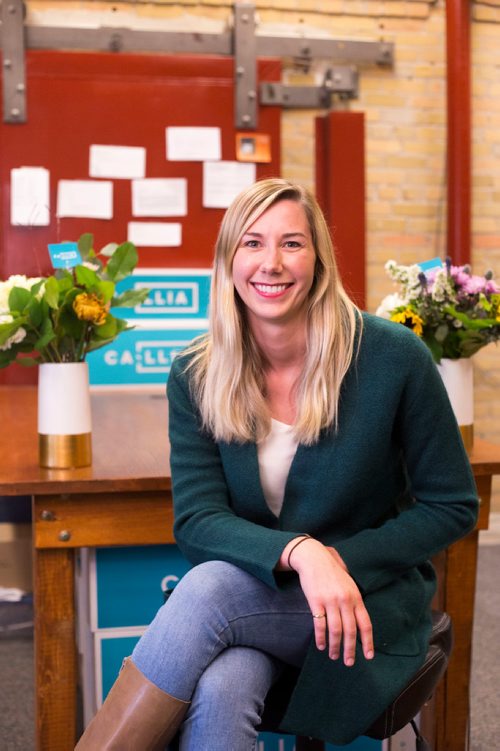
[0,235,150,367]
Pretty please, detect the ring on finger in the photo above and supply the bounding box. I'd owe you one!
[312,612,326,619]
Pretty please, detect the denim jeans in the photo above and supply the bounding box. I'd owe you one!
[131,560,315,750]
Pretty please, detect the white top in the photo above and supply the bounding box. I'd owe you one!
[257,418,299,517]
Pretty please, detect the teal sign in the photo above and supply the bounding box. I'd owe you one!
[113,269,211,322]
[87,326,206,386]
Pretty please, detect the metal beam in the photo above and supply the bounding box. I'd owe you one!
[256,36,393,67]
[1,0,27,123]
[23,25,232,56]
[234,2,257,129]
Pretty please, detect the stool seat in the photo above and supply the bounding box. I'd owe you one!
[261,610,453,750]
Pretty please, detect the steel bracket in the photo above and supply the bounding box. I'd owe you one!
[260,67,359,109]
[1,0,26,123]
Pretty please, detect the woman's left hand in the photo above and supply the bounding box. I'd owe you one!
[280,536,374,666]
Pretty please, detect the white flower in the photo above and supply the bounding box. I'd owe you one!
[0,314,27,351]
[375,293,407,319]
[0,275,43,314]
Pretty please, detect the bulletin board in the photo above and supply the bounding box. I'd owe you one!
[0,50,281,384]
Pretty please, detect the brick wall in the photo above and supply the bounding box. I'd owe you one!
[27,0,500,508]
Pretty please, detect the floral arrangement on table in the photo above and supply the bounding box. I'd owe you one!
[376,258,500,362]
[0,233,149,368]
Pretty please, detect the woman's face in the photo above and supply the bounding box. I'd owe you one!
[232,199,316,329]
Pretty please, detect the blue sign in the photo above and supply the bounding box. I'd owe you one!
[87,326,206,386]
[48,241,83,269]
[113,269,211,323]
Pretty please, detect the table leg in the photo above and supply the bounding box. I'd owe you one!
[34,547,77,751]
[436,531,479,751]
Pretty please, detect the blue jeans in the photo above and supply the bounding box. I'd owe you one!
[131,560,315,750]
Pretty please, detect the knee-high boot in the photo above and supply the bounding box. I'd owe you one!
[75,658,190,750]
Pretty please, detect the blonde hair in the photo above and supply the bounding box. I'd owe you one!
[185,178,362,445]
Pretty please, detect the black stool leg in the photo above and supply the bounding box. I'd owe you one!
[296,737,325,751]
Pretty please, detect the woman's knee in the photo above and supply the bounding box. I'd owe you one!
[171,560,251,606]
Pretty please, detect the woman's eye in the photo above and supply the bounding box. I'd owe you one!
[283,240,301,249]
[242,239,260,248]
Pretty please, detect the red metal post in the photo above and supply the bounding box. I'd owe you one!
[315,111,366,309]
[446,0,471,265]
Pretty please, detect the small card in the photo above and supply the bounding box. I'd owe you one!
[419,257,443,274]
[48,242,83,269]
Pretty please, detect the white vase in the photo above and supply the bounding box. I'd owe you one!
[437,357,474,452]
[38,362,92,468]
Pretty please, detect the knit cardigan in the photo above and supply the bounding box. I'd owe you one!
[166,312,478,745]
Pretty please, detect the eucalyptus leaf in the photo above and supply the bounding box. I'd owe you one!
[78,233,94,259]
[94,314,117,339]
[96,280,115,303]
[35,328,56,350]
[8,286,32,313]
[111,288,150,308]
[100,242,119,257]
[28,298,43,327]
[76,265,99,289]
[104,242,138,282]
[85,336,119,353]
[0,319,25,346]
[44,277,60,309]
[58,307,85,339]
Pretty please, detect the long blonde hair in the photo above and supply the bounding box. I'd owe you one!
[185,178,362,445]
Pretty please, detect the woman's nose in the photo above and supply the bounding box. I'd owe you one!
[260,246,283,273]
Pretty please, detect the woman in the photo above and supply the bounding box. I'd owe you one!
[76,178,478,750]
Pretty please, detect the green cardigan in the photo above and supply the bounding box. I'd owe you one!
[166,313,478,745]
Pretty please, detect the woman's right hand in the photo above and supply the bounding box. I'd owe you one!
[281,537,374,667]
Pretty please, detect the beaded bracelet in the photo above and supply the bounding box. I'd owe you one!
[287,534,312,570]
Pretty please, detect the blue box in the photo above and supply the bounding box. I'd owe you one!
[90,545,192,630]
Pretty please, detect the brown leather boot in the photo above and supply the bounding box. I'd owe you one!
[75,658,190,750]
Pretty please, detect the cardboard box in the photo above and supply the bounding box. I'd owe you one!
[0,522,32,592]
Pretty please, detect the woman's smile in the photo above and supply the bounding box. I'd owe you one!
[251,282,294,297]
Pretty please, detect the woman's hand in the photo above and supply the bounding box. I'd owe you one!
[281,537,374,666]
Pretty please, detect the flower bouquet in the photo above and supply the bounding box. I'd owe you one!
[0,233,149,367]
[376,258,500,363]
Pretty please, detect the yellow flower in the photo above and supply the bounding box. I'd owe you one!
[73,293,108,325]
[390,308,424,337]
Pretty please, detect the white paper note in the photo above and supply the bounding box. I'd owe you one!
[89,145,146,179]
[10,167,50,226]
[57,180,113,219]
[166,127,221,162]
[203,161,256,209]
[132,178,187,217]
[128,222,182,247]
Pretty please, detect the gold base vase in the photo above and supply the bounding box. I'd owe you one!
[437,357,474,453]
[38,362,92,469]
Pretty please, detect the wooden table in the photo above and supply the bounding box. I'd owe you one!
[0,386,498,751]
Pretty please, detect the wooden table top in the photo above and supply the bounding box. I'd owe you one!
[0,386,171,496]
[1,385,500,497]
